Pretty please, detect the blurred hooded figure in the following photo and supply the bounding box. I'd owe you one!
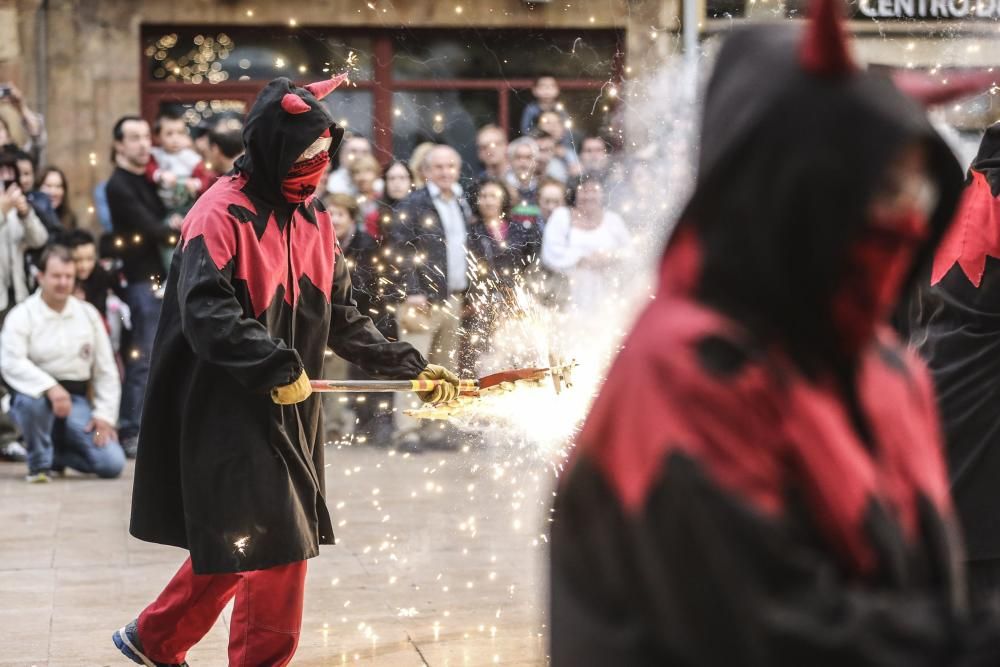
[114,76,459,667]
[916,123,1000,605]
[549,0,1000,664]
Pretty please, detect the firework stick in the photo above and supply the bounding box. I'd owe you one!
[310,367,560,396]
[310,379,479,394]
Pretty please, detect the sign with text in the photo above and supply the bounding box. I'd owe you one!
[859,0,1000,18]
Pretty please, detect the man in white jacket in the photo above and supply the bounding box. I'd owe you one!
[1,245,123,482]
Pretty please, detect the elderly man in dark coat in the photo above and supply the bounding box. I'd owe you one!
[112,76,459,667]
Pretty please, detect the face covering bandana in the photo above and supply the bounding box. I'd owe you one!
[282,151,330,203]
[832,208,929,354]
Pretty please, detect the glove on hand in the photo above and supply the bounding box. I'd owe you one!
[271,370,313,405]
[416,364,460,404]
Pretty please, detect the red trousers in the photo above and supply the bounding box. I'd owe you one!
[137,557,308,666]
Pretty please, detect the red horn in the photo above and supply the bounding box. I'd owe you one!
[281,93,311,115]
[800,0,856,78]
[892,69,997,107]
[304,72,349,101]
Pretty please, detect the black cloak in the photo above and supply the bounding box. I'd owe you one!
[548,14,1000,666]
[914,125,1000,563]
[129,78,427,574]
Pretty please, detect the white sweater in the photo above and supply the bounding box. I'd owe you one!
[0,207,48,312]
[541,206,631,310]
[1,292,120,424]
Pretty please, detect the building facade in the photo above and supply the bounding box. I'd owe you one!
[0,0,995,227]
[0,0,675,229]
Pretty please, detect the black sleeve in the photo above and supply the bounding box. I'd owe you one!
[522,223,544,260]
[389,199,422,297]
[29,197,62,235]
[550,454,1000,667]
[105,267,129,303]
[328,248,427,379]
[177,236,303,393]
[106,177,173,244]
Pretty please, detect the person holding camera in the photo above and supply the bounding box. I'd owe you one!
[0,149,49,321]
[0,83,46,164]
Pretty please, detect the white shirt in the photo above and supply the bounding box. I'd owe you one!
[545,157,570,184]
[1,292,120,424]
[428,182,469,292]
[326,167,384,198]
[152,146,203,209]
[541,206,631,311]
[326,167,356,196]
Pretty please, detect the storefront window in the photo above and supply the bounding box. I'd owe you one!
[392,90,498,171]
[320,90,374,138]
[141,27,622,161]
[144,28,373,83]
[156,99,248,127]
[391,30,621,80]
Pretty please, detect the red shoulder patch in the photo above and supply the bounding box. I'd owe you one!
[931,170,1000,287]
[182,177,337,317]
[577,297,787,518]
[576,292,952,576]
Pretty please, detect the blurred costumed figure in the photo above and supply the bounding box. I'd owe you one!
[549,0,1000,664]
[114,75,458,667]
[915,123,1000,607]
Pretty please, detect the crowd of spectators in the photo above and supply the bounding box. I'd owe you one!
[0,73,636,471]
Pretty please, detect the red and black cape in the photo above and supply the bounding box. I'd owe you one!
[129,78,426,574]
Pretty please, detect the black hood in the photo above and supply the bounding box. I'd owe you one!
[676,22,963,374]
[234,77,345,205]
[969,122,1000,195]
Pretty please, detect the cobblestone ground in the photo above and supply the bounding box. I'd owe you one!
[0,441,553,666]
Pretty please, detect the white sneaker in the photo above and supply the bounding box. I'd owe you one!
[0,440,27,462]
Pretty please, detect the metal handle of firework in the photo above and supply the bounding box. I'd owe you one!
[310,378,479,395]
[309,362,575,398]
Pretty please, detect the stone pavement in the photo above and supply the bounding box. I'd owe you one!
[0,441,554,666]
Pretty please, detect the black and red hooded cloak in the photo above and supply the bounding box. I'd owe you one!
[129,77,427,574]
[915,124,1000,566]
[549,2,1000,664]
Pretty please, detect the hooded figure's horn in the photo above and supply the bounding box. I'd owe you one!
[799,0,857,78]
[304,72,349,101]
[281,93,311,115]
[892,69,997,107]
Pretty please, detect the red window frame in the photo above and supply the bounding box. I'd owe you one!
[140,27,625,161]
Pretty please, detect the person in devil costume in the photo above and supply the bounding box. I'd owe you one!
[111,76,460,667]
[549,1,1000,664]
[914,122,1000,605]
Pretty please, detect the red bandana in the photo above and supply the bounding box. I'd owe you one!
[282,151,329,203]
[833,209,928,353]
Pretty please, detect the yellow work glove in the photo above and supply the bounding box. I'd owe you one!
[271,370,313,405]
[416,364,461,404]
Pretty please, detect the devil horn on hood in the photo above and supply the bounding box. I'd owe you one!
[281,93,311,115]
[892,69,997,107]
[304,72,350,101]
[799,0,857,78]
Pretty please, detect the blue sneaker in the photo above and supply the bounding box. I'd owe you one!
[113,620,189,667]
